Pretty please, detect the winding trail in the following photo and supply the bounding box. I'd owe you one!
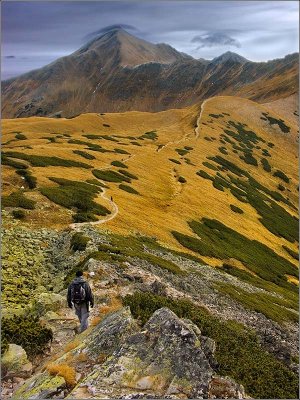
[69,155,136,230]
[195,98,209,139]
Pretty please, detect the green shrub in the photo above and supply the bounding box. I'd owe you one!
[72,212,98,223]
[261,158,271,172]
[178,176,186,183]
[169,158,181,165]
[207,155,246,177]
[176,148,189,156]
[16,170,37,189]
[218,146,228,155]
[172,217,297,288]
[273,170,290,183]
[268,142,275,148]
[262,113,290,133]
[123,292,298,399]
[119,184,139,195]
[15,133,27,140]
[12,209,26,219]
[111,161,128,169]
[40,178,109,216]
[3,152,92,169]
[118,169,138,180]
[196,170,214,180]
[139,131,158,140]
[92,169,131,183]
[202,162,218,171]
[114,148,130,155]
[204,136,213,142]
[73,150,95,160]
[262,148,271,157]
[230,204,243,214]
[184,146,193,150]
[1,315,53,358]
[240,152,258,166]
[85,179,107,189]
[2,155,28,169]
[278,184,285,191]
[2,191,35,209]
[282,245,299,260]
[130,141,142,146]
[70,232,90,251]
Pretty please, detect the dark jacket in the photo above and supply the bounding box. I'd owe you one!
[67,277,94,311]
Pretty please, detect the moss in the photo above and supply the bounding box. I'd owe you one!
[119,184,139,195]
[3,151,92,169]
[73,150,95,160]
[123,292,298,399]
[2,191,35,209]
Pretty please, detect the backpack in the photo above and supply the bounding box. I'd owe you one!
[71,282,87,304]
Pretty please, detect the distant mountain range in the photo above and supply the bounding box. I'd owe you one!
[2,27,298,118]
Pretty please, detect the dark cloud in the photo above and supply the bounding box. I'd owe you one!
[1,1,298,79]
[191,32,241,48]
[4,55,16,59]
[84,24,137,42]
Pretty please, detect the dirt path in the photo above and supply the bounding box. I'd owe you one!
[195,98,209,139]
[69,155,136,230]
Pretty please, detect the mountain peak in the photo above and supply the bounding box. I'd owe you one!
[212,51,248,65]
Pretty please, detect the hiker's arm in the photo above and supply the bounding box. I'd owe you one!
[67,284,73,308]
[86,283,94,307]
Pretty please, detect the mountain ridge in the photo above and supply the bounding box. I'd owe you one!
[2,28,298,118]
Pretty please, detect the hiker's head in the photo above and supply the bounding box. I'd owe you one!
[76,270,83,277]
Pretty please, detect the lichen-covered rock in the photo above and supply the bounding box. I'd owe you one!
[32,293,66,317]
[1,344,32,379]
[69,307,217,398]
[12,372,66,399]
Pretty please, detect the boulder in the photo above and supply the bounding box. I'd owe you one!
[1,344,32,378]
[32,293,65,317]
[70,307,215,398]
[12,372,66,399]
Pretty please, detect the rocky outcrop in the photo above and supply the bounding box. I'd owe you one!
[13,306,245,399]
[1,344,32,379]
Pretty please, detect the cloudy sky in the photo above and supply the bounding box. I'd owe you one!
[2,0,299,80]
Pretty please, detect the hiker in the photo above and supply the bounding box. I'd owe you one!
[67,271,94,333]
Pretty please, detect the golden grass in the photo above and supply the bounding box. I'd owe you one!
[2,96,298,266]
[46,362,76,387]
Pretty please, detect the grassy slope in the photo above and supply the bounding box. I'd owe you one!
[2,97,298,273]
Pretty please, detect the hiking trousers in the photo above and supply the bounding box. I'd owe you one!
[74,302,89,333]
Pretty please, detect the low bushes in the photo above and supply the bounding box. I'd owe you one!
[123,292,298,399]
[15,133,27,140]
[273,170,290,183]
[169,159,181,165]
[72,212,98,223]
[119,184,139,194]
[114,148,130,155]
[111,160,128,169]
[92,169,131,183]
[12,209,26,219]
[1,315,53,358]
[139,131,157,140]
[73,150,95,160]
[178,176,186,183]
[2,155,28,169]
[172,217,297,289]
[261,158,271,172]
[46,363,76,387]
[40,178,110,217]
[16,169,37,189]
[2,191,35,209]
[70,232,90,251]
[3,152,92,169]
[118,169,138,180]
[176,148,189,156]
[230,204,243,214]
[196,170,213,180]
